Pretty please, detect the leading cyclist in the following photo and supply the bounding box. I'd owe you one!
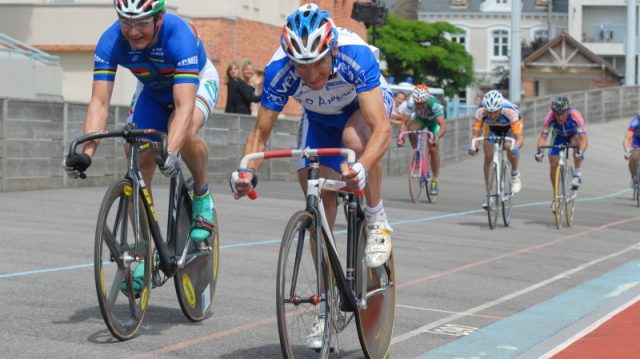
[535,96,588,196]
[623,113,640,188]
[231,4,393,268]
[469,90,524,207]
[63,0,220,288]
[396,84,447,195]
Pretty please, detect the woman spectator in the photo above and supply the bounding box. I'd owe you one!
[224,59,261,114]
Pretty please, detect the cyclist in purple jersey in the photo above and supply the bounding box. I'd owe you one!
[64,0,220,246]
[623,114,640,188]
[231,4,393,271]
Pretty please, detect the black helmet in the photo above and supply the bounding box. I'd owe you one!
[551,96,570,114]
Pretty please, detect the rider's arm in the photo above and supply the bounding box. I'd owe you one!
[536,133,548,152]
[435,115,447,140]
[577,133,588,153]
[243,104,280,170]
[356,87,391,170]
[470,107,484,141]
[168,83,197,154]
[82,80,115,157]
[506,109,524,149]
[623,130,633,151]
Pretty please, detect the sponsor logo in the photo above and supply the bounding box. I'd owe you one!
[94,54,108,64]
[149,57,164,63]
[277,71,297,94]
[150,48,164,57]
[177,55,198,67]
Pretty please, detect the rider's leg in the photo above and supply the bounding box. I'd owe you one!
[548,156,560,188]
[570,135,583,177]
[630,150,640,181]
[429,142,440,180]
[408,120,420,150]
[297,165,340,231]
[482,141,494,192]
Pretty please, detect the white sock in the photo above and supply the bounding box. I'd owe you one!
[364,200,386,223]
[574,168,582,177]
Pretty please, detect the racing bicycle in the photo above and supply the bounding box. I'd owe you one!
[629,148,640,207]
[398,129,437,203]
[540,144,578,229]
[238,148,396,358]
[66,125,219,340]
[471,135,516,229]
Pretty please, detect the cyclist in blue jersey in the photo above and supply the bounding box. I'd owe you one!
[623,113,640,188]
[64,1,220,259]
[231,4,393,269]
[469,90,524,206]
[535,96,588,191]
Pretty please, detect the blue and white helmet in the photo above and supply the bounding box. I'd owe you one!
[280,3,338,64]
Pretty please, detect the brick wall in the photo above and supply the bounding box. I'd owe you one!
[192,0,369,116]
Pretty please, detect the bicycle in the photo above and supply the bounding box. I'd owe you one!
[398,129,437,203]
[66,125,219,340]
[627,148,640,207]
[539,144,579,229]
[238,148,396,358]
[471,135,516,229]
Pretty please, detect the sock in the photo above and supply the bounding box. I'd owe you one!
[511,170,520,177]
[574,169,582,177]
[194,183,209,198]
[364,200,387,223]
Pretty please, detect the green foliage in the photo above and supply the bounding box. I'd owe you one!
[371,15,474,97]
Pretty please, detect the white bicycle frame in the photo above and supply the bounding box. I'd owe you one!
[471,135,516,203]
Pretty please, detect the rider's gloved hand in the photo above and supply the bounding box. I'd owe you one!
[157,151,180,177]
[624,148,631,160]
[63,153,92,179]
[343,162,367,191]
[511,144,520,157]
[575,151,585,161]
[230,168,257,199]
[468,143,478,156]
[535,151,544,162]
[396,137,405,147]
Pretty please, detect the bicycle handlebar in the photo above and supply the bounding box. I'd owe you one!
[67,128,168,161]
[471,136,515,150]
[539,144,579,149]
[397,130,434,143]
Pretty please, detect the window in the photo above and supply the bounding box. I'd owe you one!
[496,0,507,3]
[533,29,548,41]
[492,30,509,57]
[450,33,466,47]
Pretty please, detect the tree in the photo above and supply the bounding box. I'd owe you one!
[372,14,474,97]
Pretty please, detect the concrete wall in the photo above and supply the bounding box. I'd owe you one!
[1,85,638,192]
[0,57,63,100]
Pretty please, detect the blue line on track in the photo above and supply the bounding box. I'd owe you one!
[0,188,631,279]
[416,260,640,359]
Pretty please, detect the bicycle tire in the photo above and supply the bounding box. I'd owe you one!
[355,219,396,359]
[94,179,152,340]
[276,210,332,358]
[635,165,640,207]
[174,179,219,322]
[553,164,564,229]
[487,162,499,229]
[424,149,435,204]
[565,167,575,227]
[501,160,513,227]
[408,150,423,203]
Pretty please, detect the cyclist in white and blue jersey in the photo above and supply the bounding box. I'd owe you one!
[623,113,640,188]
[64,0,220,252]
[231,4,394,271]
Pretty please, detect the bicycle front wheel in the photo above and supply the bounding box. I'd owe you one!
[276,210,333,358]
[553,164,565,229]
[174,179,219,322]
[408,150,423,203]
[487,162,499,229]
[355,220,396,359]
[94,179,152,340]
[565,167,575,226]
[501,160,513,227]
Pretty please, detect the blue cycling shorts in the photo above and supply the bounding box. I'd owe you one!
[548,134,577,156]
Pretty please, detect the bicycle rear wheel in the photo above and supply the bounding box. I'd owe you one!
[174,179,219,322]
[94,179,152,340]
[501,160,513,227]
[487,163,499,229]
[565,167,575,226]
[276,210,333,358]
[408,150,423,203]
[553,165,565,229]
[355,220,396,359]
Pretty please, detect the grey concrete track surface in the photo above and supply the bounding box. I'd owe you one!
[0,118,637,359]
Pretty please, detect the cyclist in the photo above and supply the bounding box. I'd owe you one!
[63,0,220,290]
[469,90,524,206]
[623,113,640,188]
[396,84,447,195]
[535,96,588,195]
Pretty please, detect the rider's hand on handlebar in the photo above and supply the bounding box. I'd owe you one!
[158,151,180,177]
[624,148,631,160]
[230,168,258,199]
[396,137,405,147]
[510,144,520,157]
[575,151,585,161]
[63,153,92,179]
[535,151,544,162]
[342,162,367,192]
[468,143,478,156]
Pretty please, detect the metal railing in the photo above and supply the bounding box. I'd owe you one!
[0,33,60,66]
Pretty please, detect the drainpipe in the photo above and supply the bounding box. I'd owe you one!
[626,0,637,85]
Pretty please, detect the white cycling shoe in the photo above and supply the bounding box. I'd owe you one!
[512,174,522,193]
[306,317,325,350]
[365,220,393,268]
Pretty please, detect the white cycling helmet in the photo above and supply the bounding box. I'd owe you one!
[482,90,504,112]
[114,0,165,20]
[412,84,430,103]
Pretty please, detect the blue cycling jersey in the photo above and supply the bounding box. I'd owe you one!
[629,115,640,147]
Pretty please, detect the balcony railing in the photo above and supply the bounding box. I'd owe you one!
[0,32,60,66]
[582,25,626,44]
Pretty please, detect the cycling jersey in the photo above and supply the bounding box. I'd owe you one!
[541,108,587,156]
[261,27,394,171]
[397,96,444,134]
[628,114,640,148]
[473,100,523,136]
[93,14,219,131]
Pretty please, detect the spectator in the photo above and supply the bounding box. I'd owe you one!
[389,91,407,125]
[225,59,260,114]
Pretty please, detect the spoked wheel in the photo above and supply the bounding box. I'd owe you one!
[486,163,499,229]
[94,179,152,341]
[174,179,219,322]
[565,167,576,227]
[553,165,565,229]
[355,221,396,359]
[501,160,513,227]
[276,210,333,358]
[408,150,423,203]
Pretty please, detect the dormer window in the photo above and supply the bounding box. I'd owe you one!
[451,0,468,8]
[480,0,511,12]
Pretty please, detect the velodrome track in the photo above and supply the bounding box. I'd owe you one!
[0,117,638,359]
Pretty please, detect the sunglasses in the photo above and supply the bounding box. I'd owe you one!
[119,17,154,29]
